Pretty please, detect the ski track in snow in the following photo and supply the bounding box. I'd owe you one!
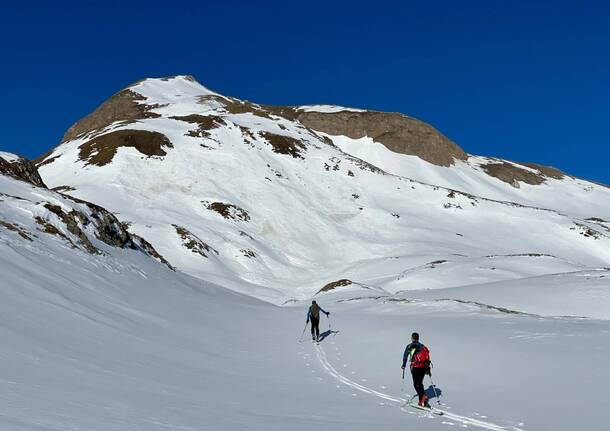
[313,343,525,431]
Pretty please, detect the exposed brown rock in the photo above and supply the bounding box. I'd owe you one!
[61,89,161,143]
[485,253,551,258]
[34,215,76,247]
[201,95,300,122]
[0,156,47,187]
[200,95,282,121]
[571,223,601,239]
[443,202,462,209]
[131,234,175,270]
[173,224,218,258]
[323,157,341,171]
[87,208,132,248]
[295,111,467,167]
[443,299,524,315]
[51,185,77,193]
[170,114,226,138]
[78,129,173,166]
[34,153,60,167]
[482,162,546,187]
[519,162,565,180]
[0,220,33,241]
[203,201,250,222]
[264,105,299,120]
[38,198,172,265]
[60,197,146,248]
[43,203,101,254]
[240,249,257,258]
[239,230,254,240]
[317,279,352,294]
[259,131,306,159]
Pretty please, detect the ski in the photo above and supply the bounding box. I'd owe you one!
[405,401,444,416]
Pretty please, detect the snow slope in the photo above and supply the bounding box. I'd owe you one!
[402,269,610,319]
[1,214,609,430]
[329,134,610,220]
[36,76,610,304]
[2,171,609,430]
[304,290,610,431]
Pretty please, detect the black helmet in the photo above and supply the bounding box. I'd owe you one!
[312,300,317,304]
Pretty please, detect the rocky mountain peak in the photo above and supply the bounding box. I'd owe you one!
[45,75,467,168]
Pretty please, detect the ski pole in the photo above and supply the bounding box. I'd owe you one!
[327,313,331,330]
[298,322,308,342]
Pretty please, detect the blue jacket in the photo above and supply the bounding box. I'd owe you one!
[402,341,425,368]
[307,305,328,321]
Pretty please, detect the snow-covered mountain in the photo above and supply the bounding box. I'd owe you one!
[2,154,610,430]
[35,75,610,303]
[2,76,610,431]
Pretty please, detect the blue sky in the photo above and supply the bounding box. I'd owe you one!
[1,0,608,183]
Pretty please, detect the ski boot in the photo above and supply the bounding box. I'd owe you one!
[418,394,430,408]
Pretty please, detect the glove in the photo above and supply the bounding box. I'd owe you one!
[426,368,432,376]
[326,312,330,316]
[401,365,406,370]
[306,319,309,324]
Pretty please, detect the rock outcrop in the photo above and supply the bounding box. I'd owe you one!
[296,110,468,167]
[0,155,46,187]
[0,153,172,268]
[61,88,161,143]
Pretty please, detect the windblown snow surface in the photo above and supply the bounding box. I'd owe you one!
[2,76,610,430]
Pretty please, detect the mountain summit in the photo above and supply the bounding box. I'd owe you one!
[35,75,610,302]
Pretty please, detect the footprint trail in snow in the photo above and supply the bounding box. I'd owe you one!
[313,343,525,431]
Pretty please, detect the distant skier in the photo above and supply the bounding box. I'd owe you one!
[306,300,329,342]
[401,332,432,407]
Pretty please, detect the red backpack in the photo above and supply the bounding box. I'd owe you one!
[412,345,431,368]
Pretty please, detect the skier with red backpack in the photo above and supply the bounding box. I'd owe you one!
[401,332,432,407]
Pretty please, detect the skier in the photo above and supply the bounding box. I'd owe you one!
[401,332,432,407]
[306,300,329,342]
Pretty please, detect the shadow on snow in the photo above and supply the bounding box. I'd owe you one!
[317,329,340,343]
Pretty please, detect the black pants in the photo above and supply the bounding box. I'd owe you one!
[411,367,427,399]
[310,316,320,339]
